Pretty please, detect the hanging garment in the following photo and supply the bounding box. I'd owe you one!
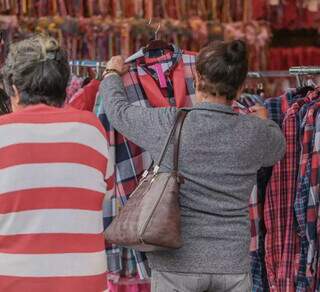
[0,104,112,292]
[294,101,320,291]
[310,108,320,291]
[264,91,300,127]
[66,74,84,102]
[97,46,197,285]
[68,79,100,112]
[265,89,320,291]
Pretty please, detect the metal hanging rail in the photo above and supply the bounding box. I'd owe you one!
[247,71,291,78]
[289,66,320,75]
[69,60,107,69]
[68,61,320,83]
[69,60,293,78]
[288,67,320,87]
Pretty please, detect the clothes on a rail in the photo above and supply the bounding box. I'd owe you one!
[66,75,84,102]
[264,87,320,292]
[68,79,100,112]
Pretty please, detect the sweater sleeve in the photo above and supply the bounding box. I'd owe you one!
[100,74,177,155]
[261,119,286,167]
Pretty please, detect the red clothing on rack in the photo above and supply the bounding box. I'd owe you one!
[268,47,320,70]
[265,90,320,291]
[69,79,101,112]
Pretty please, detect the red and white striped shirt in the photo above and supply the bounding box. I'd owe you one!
[0,104,112,292]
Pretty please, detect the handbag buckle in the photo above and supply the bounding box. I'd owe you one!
[153,165,160,174]
[142,170,149,178]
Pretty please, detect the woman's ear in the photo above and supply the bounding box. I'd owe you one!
[10,85,20,112]
[235,84,245,100]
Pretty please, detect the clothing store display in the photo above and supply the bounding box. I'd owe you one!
[264,88,320,291]
[0,104,111,292]
[3,0,320,290]
[101,73,285,275]
[105,111,187,252]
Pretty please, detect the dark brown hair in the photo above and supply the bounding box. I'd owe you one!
[196,40,248,100]
[2,34,70,107]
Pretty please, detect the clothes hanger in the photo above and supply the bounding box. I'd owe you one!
[143,23,174,53]
[125,20,174,63]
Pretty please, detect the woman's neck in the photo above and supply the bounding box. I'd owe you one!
[196,92,231,106]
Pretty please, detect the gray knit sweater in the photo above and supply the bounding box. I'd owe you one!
[100,75,286,274]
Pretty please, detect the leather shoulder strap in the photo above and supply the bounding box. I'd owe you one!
[173,111,187,171]
[155,110,188,168]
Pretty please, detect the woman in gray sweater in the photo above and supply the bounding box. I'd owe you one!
[101,40,285,292]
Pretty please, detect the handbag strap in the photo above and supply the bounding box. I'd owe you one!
[154,110,188,171]
[173,110,187,171]
[153,106,235,173]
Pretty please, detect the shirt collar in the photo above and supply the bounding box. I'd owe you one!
[137,45,182,75]
[193,102,237,115]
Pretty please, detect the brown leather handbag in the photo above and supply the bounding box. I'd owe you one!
[104,110,188,252]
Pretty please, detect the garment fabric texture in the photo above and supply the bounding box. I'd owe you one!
[264,88,320,291]
[310,108,320,292]
[151,270,252,292]
[0,104,111,292]
[68,79,100,112]
[66,74,84,102]
[101,73,286,274]
[97,47,197,281]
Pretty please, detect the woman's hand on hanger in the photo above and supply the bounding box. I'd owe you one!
[103,56,129,78]
[248,104,268,120]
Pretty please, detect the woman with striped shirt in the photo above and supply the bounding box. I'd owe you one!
[0,35,111,292]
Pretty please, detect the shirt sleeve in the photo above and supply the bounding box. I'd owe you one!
[261,119,286,167]
[100,74,177,155]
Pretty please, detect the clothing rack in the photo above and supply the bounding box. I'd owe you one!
[69,60,107,69]
[247,71,291,78]
[69,61,293,77]
[289,66,320,75]
[69,61,320,80]
[288,66,320,87]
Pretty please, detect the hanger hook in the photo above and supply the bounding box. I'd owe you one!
[155,23,161,40]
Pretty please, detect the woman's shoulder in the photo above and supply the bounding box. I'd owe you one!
[237,114,275,135]
[64,106,107,137]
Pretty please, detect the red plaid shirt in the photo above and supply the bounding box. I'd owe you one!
[265,90,320,291]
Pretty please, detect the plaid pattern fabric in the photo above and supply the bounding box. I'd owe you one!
[265,90,320,291]
[305,103,320,290]
[234,92,302,292]
[313,109,320,292]
[265,100,302,291]
[294,92,320,291]
[97,48,197,281]
[264,91,298,127]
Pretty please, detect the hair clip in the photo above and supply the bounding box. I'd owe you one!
[46,51,56,60]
